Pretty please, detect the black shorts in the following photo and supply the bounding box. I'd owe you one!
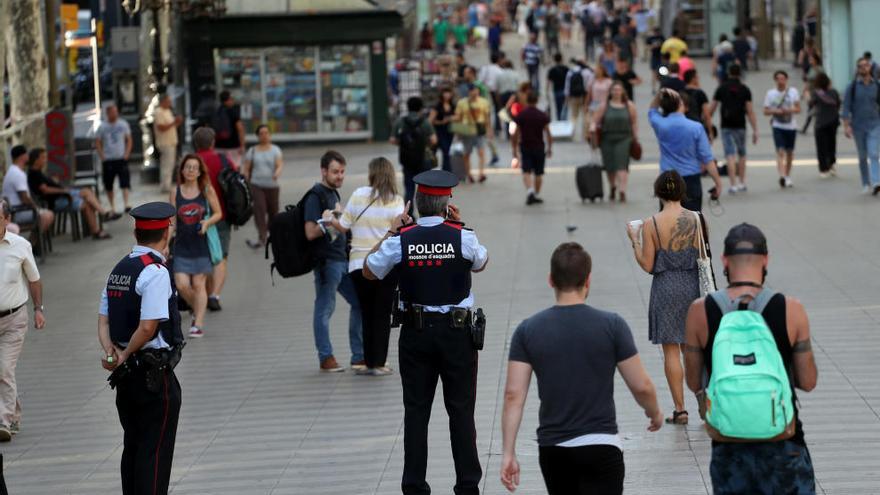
[103,159,131,191]
[520,148,546,176]
[539,444,624,495]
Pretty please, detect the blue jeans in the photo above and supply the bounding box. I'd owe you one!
[852,124,880,186]
[437,126,454,172]
[403,168,416,216]
[312,260,363,363]
[553,89,567,120]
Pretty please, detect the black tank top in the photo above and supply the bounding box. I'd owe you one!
[704,292,805,446]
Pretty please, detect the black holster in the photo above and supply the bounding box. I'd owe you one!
[471,308,486,351]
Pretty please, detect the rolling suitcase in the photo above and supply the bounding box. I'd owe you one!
[576,163,604,203]
[450,141,468,181]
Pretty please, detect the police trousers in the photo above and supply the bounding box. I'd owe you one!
[115,367,181,495]
[399,318,481,495]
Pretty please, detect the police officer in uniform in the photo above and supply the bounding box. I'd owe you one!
[364,170,489,495]
[98,202,184,495]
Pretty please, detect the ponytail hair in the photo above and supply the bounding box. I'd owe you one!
[654,170,687,203]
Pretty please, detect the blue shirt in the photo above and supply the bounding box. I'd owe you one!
[365,216,488,313]
[99,245,172,350]
[841,79,880,130]
[648,109,714,176]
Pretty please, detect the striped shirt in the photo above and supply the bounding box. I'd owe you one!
[339,186,404,272]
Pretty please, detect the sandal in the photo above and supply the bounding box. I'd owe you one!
[467,175,476,184]
[92,231,112,240]
[609,187,617,201]
[478,175,487,183]
[619,191,626,203]
[665,410,689,425]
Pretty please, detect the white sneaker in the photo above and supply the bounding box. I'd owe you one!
[784,177,793,188]
[829,166,838,177]
[728,186,738,195]
[862,185,872,194]
[737,184,748,193]
[818,172,830,179]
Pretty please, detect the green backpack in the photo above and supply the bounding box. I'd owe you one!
[705,289,795,441]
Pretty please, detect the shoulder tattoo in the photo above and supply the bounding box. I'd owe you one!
[792,339,813,353]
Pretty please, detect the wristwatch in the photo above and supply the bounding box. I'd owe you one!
[34,305,44,313]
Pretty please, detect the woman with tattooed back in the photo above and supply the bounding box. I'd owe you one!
[626,171,702,426]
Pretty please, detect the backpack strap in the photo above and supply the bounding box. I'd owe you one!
[709,288,777,315]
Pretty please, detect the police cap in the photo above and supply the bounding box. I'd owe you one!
[130,202,176,230]
[414,169,459,197]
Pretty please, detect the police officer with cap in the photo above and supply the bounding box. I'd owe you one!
[364,169,489,495]
[98,202,184,495]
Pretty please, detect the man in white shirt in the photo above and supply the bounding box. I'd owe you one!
[763,70,801,188]
[0,198,45,442]
[1,145,54,238]
[153,93,183,193]
[479,52,505,136]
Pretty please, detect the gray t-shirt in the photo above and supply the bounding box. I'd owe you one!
[509,304,638,446]
[245,144,282,188]
[96,119,131,161]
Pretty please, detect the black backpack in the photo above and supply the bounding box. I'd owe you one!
[398,116,428,171]
[217,154,252,226]
[265,189,318,279]
[569,70,586,97]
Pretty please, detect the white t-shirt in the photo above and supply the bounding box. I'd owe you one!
[339,186,404,273]
[763,87,800,130]
[2,165,29,207]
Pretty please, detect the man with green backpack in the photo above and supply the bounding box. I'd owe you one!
[684,223,818,494]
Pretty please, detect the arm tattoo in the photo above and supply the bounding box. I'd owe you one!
[684,344,703,353]
[668,212,698,251]
[792,339,813,353]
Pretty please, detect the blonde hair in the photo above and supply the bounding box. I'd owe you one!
[368,157,398,203]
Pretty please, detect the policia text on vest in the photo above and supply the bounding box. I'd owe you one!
[98,202,185,495]
[363,170,490,494]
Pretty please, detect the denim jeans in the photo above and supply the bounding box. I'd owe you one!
[852,124,880,186]
[553,89,567,121]
[403,168,416,216]
[312,260,363,363]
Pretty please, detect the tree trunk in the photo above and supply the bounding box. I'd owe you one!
[5,0,50,149]
[0,0,8,173]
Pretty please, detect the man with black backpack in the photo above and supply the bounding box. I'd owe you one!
[565,60,593,142]
[391,97,437,215]
[684,223,818,494]
[194,127,252,312]
[303,151,363,373]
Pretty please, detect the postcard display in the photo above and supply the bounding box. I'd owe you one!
[216,44,371,139]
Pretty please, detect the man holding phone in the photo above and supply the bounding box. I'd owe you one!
[364,170,489,495]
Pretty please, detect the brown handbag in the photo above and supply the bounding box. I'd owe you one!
[629,139,642,160]
[590,128,602,149]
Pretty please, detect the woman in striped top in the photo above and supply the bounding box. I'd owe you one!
[328,157,405,376]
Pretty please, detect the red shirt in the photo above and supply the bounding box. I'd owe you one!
[197,149,234,219]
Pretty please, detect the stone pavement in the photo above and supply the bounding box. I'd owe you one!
[3,33,880,495]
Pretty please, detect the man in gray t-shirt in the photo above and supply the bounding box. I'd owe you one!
[500,242,662,495]
[95,104,133,213]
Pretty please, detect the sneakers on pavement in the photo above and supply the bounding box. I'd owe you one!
[10,421,19,435]
[0,424,11,442]
[245,239,263,249]
[526,193,540,205]
[779,177,786,189]
[784,177,793,188]
[356,367,393,376]
[737,184,748,193]
[189,326,204,338]
[728,186,738,195]
[320,356,345,373]
[873,185,880,196]
[862,185,872,194]
[350,360,367,371]
[207,296,222,312]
